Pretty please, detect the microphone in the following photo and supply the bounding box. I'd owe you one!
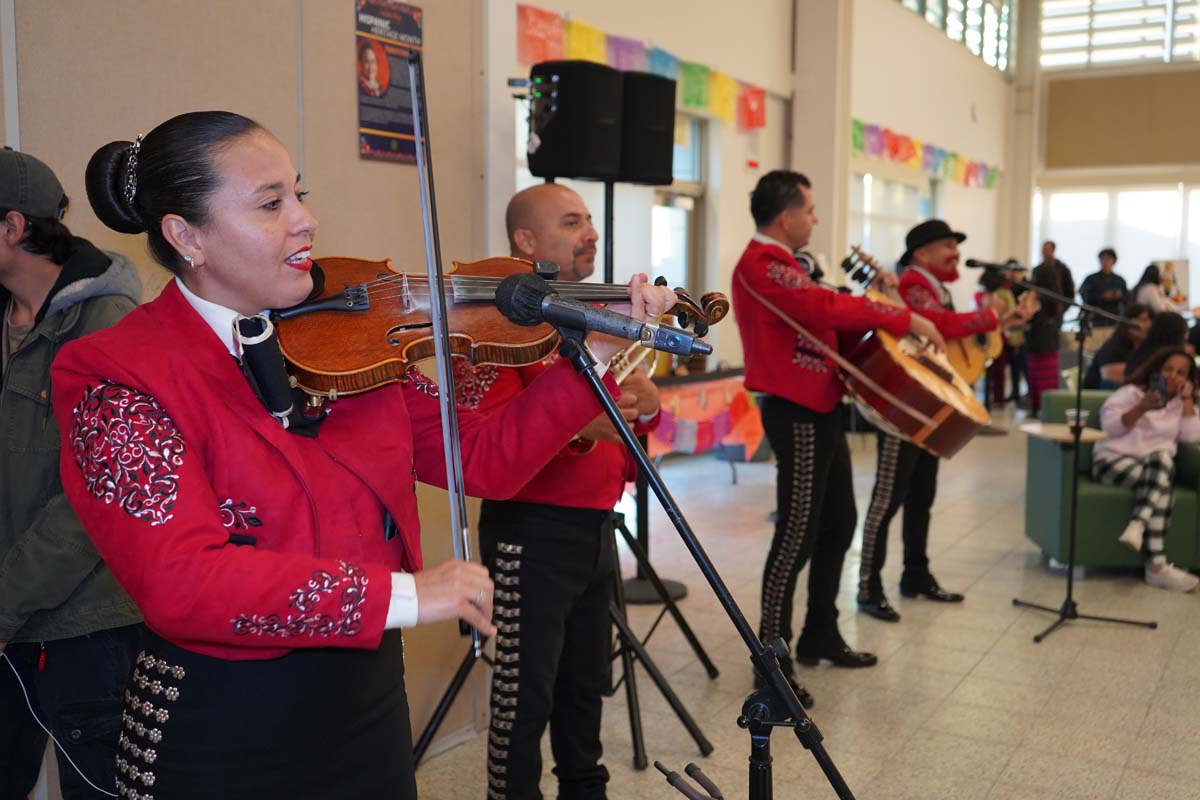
[495,273,712,357]
[965,258,1020,271]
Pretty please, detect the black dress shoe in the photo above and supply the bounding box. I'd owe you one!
[793,638,878,668]
[899,576,964,603]
[857,595,901,622]
[754,671,814,709]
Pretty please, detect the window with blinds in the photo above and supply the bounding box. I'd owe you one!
[897,0,1016,72]
[1041,0,1200,69]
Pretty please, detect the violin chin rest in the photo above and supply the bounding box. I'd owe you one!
[304,262,327,301]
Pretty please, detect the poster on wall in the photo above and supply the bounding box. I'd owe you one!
[356,0,423,163]
[1154,259,1190,307]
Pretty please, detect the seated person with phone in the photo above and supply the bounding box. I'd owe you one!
[1093,347,1200,592]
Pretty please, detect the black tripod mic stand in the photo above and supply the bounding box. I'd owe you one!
[1008,279,1156,642]
[554,326,854,800]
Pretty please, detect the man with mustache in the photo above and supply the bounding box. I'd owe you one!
[454,183,660,800]
[856,220,1028,622]
[733,171,947,704]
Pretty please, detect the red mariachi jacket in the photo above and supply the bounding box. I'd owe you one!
[454,355,658,510]
[898,267,997,339]
[51,282,617,661]
[732,238,912,413]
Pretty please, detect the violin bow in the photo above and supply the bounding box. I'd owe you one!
[408,52,480,656]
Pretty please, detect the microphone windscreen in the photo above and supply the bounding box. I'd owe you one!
[496,272,551,326]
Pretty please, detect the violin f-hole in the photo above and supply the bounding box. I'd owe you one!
[387,322,433,346]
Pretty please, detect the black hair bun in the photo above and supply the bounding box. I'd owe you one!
[85,141,145,234]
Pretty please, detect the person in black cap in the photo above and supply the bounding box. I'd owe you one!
[0,147,143,798]
[856,220,1029,622]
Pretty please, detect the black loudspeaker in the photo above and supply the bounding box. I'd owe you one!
[620,72,677,185]
[527,60,622,181]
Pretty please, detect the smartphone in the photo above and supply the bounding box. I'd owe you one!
[1148,374,1168,408]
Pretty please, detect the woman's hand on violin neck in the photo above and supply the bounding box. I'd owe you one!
[588,273,677,363]
[413,560,497,637]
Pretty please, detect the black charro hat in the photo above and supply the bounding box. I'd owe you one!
[900,219,966,266]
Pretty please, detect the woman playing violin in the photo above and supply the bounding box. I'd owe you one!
[55,111,675,799]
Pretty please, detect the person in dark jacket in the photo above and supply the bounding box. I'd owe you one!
[1125,312,1189,378]
[1036,240,1075,308]
[1026,250,1071,415]
[1083,304,1153,389]
[0,148,142,799]
[1079,248,1129,322]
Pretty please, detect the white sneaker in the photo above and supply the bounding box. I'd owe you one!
[1145,563,1200,592]
[1119,521,1145,552]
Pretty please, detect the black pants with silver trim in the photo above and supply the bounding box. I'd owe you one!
[111,629,416,799]
[479,499,614,800]
[758,397,857,669]
[857,432,939,600]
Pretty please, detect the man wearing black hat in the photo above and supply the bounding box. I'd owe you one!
[0,148,143,798]
[733,172,945,699]
[856,220,1029,622]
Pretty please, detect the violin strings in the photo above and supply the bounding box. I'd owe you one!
[351,272,634,295]
[358,288,632,306]
[359,282,630,300]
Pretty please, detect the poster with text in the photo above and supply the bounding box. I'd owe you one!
[356,0,423,163]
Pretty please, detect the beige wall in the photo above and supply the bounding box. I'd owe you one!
[10,0,489,758]
[851,0,1015,309]
[1044,67,1200,170]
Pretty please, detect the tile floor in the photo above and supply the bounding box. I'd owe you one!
[416,409,1200,799]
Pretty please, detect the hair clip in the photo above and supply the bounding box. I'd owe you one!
[124,135,143,209]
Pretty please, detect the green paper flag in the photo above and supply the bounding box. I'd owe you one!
[851,119,864,154]
[680,61,711,109]
[986,166,998,189]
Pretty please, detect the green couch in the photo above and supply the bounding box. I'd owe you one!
[1024,390,1200,569]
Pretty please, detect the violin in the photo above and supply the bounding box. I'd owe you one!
[272,255,730,400]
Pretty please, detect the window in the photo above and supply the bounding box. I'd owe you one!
[896,0,1015,71]
[926,0,947,27]
[1034,185,1200,302]
[1040,0,1200,70]
[848,173,929,271]
[652,116,706,292]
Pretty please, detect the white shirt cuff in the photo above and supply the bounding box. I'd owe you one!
[638,409,661,424]
[385,572,419,629]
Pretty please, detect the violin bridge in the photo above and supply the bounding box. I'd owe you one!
[401,273,413,312]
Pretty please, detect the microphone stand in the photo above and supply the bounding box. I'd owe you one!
[554,325,854,800]
[1007,278,1157,642]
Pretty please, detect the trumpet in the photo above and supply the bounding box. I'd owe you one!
[609,339,659,384]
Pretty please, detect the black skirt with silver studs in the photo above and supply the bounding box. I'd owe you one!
[115,629,417,799]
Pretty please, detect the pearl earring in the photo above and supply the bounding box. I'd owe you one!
[184,255,195,270]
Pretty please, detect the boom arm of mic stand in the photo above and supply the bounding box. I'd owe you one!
[552,325,855,800]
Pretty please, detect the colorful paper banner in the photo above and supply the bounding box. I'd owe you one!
[564,18,606,63]
[647,47,680,79]
[852,117,997,190]
[739,84,767,130]
[606,34,646,71]
[516,5,564,65]
[648,381,764,459]
[709,70,738,123]
[679,61,710,109]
